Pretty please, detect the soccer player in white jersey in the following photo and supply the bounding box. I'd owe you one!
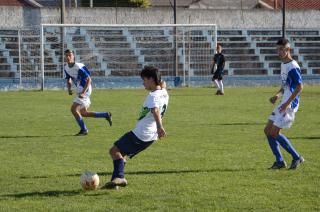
[64,49,112,136]
[264,38,304,170]
[102,66,169,189]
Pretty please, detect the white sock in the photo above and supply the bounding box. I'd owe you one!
[214,80,220,90]
[218,80,224,93]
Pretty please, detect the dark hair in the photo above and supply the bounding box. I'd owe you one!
[217,43,222,48]
[140,66,161,85]
[64,49,74,54]
[276,38,290,46]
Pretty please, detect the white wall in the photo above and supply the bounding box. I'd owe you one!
[0,7,24,28]
[1,6,320,29]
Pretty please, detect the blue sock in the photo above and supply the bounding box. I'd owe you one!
[276,134,300,160]
[94,112,108,118]
[75,117,87,131]
[111,159,125,181]
[267,136,283,162]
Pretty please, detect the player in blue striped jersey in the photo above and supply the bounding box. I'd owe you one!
[64,49,112,136]
[264,38,304,170]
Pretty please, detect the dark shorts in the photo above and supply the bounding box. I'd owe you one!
[114,131,154,158]
[212,69,224,81]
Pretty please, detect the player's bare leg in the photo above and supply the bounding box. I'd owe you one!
[71,103,82,120]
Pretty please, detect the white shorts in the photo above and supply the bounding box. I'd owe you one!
[73,96,91,109]
[268,106,295,129]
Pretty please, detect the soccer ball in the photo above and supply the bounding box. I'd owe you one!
[80,171,100,190]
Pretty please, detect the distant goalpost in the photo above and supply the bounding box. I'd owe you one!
[37,24,217,90]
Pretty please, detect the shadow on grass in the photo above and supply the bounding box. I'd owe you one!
[20,168,256,180]
[290,136,320,140]
[73,168,255,177]
[178,122,265,127]
[217,122,265,126]
[102,168,256,176]
[1,189,83,199]
[0,135,75,139]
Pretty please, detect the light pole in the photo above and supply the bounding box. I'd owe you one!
[61,0,65,80]
[282,0,286,38]
[173,0,179,86]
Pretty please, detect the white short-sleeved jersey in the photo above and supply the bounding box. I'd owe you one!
[132,89,169,142]
[268,60,302,129]
[64,62,92,97]
[279,60,302,112]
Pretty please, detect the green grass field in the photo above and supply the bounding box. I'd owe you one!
[0,86,319,211]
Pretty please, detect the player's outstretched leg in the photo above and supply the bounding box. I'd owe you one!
[71,103,88,136]
[80,108,112,126]
[276,134,304,169]
[102,145,127,189]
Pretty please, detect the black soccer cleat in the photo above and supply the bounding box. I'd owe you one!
[106,112,112,126]
[101,178,127,190]
[101,181,117,189]
[269,161,287,169]
[289,156,305,170]
[75,130,88,136]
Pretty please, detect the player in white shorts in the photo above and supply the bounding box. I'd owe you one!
[64,49,112,136]
[264,38,304,170]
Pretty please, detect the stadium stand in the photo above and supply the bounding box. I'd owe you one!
[0,28,320,79]
[86,29,141,76]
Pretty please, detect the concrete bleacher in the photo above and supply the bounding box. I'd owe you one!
[218,30,266,75]
[0,27,320,81]
[128,29,178,76]
[86,29,141,76]
[290,30,320,75]
[0,30,18,77]
[0,28,59,79]
[248,29,320,75]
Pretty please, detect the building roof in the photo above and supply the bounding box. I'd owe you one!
[35,0,58,7]
[259,0,320,10]
[0,0,43,7]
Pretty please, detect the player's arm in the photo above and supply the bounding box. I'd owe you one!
[211,55,217,74]
[67,78,73,95]
[269,87,284,104]
[222,55,226,69]
[211,60,216,74]
[79,76,91,98]
[151,107,166,139]
[279,83,303,113]
[64,69,73,95]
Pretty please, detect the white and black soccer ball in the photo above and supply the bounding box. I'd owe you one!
[80,171,99,190]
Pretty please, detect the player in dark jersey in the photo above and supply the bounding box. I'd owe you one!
[211,44,226,95]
